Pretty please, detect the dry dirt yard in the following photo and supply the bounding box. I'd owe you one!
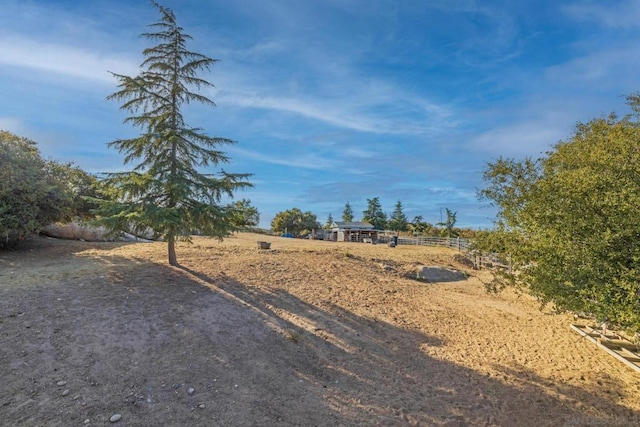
[1,233,640,426]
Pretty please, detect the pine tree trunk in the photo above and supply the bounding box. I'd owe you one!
[168,238,177,266]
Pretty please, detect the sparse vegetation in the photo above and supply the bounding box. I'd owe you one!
[285,329,303,343]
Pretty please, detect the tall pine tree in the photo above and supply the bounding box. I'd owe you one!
[325,213,334,229]
[362,197,387,230]
[388,200,408,233]
[96,1,251,265]
[342,202,354,222]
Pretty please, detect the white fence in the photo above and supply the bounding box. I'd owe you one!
[377,235,471,250]
[376,234,510,271]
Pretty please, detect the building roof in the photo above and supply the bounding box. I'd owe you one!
[331,221,374,230]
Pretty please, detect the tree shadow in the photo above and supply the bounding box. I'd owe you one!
[177,264,640,426]
[1,245,638,426]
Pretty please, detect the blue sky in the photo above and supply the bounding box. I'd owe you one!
[2,0,640,230]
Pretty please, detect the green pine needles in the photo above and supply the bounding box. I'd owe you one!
[96,1,251,265]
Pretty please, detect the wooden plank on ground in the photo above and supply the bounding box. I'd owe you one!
[598,338,640,352]
[571,324,640,374]
[619,348,640,363]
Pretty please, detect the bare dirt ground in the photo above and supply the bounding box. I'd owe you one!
[1,233,639,426]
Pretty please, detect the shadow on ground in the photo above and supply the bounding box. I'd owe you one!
[0,239,638,426]
[417,266,468,282]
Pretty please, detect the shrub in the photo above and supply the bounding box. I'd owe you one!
[0,131,89,249]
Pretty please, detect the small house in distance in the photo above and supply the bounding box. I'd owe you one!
[327,221,378,242]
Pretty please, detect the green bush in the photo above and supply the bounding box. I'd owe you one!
[479,101,640,332]
[0,130,94,249]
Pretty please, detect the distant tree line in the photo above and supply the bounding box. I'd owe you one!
[334,198,466,237]
[272,198,475,238]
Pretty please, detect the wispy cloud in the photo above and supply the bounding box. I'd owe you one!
[3,0,639,230]
[467,118,571,159]
[403,1,522,67]
[545,46,640,91]
[0,37,137,84]
[227,146,335,171]
[562,1,640,29]
[217,86,456,136]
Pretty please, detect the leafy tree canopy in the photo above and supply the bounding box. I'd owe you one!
[479,98,640,331]
[227,199,259,230]
[271,208,320,236]
[94,1,251,265]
